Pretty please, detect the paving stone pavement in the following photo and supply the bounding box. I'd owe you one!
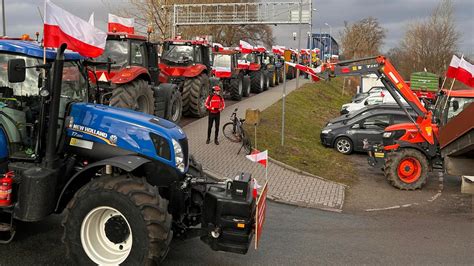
[184,78,346,211]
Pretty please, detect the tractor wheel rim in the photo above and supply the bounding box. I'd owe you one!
[136,95,149,113]
[336,139,350,153]
[81,206,132,265]
[397,157,422,183]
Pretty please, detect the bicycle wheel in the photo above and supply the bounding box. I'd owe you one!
[223,122,242,143]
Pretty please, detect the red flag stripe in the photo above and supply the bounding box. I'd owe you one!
[108,22,134,34]
[44,24,104,58]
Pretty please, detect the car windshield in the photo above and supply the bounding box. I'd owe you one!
[96,40,128,68]
[213,54,231,68]
[0,53,42,96]
[162,44,194,63]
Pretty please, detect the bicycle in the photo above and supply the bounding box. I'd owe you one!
[222,108,252,155]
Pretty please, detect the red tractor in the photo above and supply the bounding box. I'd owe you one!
[322,56,474,190]
[210,45,251,100]
[159,38,212,117]
[237,47,269,93]
[89,32,182,123]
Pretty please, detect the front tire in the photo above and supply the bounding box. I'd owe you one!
[229,75,243,101]
[182,73,210,117]
[154,84,183,123]
[250,70,264,93]
[384,149,429,190]
[334,137,353,155]
[242,75,251,97]
[63,175,172,265]
[110,80,154,114]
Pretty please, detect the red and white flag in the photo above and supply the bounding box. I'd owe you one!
[212,43,224,52]
[240,40,254,54]
[255,46,266,53]
[285,62,322,81]
[272,45,285,55]
[43,0,107,58]
[246,150,268,168]
[455,57,474,88]
[446,55,461,78]
[108,14,135,34]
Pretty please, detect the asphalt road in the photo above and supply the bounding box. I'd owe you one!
[0,199,472,265]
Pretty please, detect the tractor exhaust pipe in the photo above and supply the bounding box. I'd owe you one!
[44,43,67,167]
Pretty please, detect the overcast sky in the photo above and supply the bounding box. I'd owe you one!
[3,0,474,56]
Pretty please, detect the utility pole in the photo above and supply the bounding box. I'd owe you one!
[295,0,302,94]
[2,0,5,36]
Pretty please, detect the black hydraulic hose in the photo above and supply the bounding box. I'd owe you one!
[44,43,67,167]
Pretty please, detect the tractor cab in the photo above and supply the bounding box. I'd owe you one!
[433,89,474,126]
[160,39,211,68]
[91,33,160,88]
[0,40,86,164]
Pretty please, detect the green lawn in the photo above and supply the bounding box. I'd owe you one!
[246,78,357,185]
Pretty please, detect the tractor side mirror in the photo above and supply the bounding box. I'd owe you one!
[364,100,369,106]
[8,59,26,83]
[451,100,459,111]
[37,72,43,88]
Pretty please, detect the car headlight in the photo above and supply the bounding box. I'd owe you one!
[172,139,185,172]
[321,129,332,134]
[383,132,393,138]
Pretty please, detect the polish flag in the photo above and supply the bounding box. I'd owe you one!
[212,43,224,52]
[255,46,266,53]
[272,46,285,55]
[455,57,474,88]
[446,55,461,78]
[246,150,268,168]
[108,14,135,34]
[43,0,107,58]
[240,40,254,54]
[285,62,322,81]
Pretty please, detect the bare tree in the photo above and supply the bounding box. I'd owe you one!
[340,17,386,59]
[115,0,273,47]
[395,0,460,77]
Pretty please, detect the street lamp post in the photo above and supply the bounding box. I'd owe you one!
[325,22,332,60]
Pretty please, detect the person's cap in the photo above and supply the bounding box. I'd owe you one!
[212,85,221,92]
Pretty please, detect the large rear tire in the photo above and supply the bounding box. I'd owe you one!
[183,73,210,117]
[250,70,264,93]
[110,80,154,114]
[384,149,429,190]
[278,68,284,83]
[269,69,276,87]
[230,75,243,101]
[63,175,172,265]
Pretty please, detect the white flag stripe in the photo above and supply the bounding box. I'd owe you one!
[88,12,94,26]
[459,57,474,75]
[44,1,106,50]
[108,13,134,27]
[449,55,461,68]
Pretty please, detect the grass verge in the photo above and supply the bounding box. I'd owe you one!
[246,78,357,186]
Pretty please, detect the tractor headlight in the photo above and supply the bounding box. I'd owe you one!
[172,139,185,172]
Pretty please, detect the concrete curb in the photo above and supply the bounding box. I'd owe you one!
[203,168,345,213]
[268,157,349,188]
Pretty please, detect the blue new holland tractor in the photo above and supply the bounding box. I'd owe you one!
[0,40,256,264]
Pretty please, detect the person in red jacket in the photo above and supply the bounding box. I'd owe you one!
[205,85,225,144]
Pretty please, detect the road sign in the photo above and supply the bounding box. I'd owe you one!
[255,180,268,249]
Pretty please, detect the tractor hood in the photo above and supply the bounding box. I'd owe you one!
[159,63,206,78]
[66,103,187,170]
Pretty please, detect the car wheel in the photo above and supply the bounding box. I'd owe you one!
[334,137,353,155]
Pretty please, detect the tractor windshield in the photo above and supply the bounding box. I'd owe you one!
[213,54,231,68]
[161,44,194,64]
[0,53,42,96]
[96,39,129,68]
[240,53,259,64]
[435,95,474,125]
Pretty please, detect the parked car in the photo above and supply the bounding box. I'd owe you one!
[341,89,408,115]
[351,86,385,103]
[326,104,412,126]
[320,108,417,154]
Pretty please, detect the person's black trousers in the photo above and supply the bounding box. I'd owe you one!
[207,112,220,140]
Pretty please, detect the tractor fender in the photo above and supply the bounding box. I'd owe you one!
[182,64,207,78]
[110,66,151,85]
[55,155,151,212]
[391,140,433,158]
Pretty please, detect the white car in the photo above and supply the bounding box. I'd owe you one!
[341,94,383,114]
